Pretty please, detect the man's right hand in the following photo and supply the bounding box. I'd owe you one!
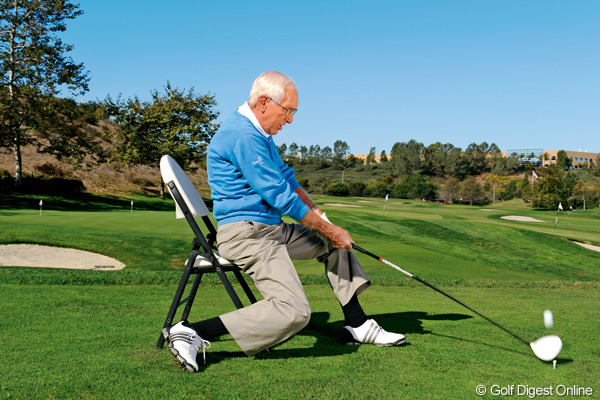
[299,209,354,251]
[325,225,354,251]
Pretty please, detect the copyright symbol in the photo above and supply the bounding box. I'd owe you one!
[476,385,487,395]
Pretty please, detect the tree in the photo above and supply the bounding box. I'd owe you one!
[277,143,287,159]
[380,149,388,163]
[569,181,593,210]
[556,150,572,170]
[390,139,424,176]
[366,147,376,164]
[393,174,437,200]
[445,146,468,179]
[287,142,299,160]
[1,0,92,188]
[299,145,308,164]
[592,155,600,177]
[459,177,486,205]
[332,140,349,169]
[500,179,518,201]
[542,152,550,166]
[527,165,568,209]
[439,177,460,203]
[107,82,219,196]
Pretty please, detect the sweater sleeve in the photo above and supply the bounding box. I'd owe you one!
[231,134,308,221]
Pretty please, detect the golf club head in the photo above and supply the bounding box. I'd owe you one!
[530,335,562,361]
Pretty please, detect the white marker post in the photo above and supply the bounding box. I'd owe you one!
[39,199,43,215]
[130,200,134,213]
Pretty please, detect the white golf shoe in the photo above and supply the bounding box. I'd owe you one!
[343,319,406,346]
[162,322,211,373]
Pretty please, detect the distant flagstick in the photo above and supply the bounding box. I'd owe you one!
[39,200,43,216]
[553,202,563,232]
[531,170,538,189]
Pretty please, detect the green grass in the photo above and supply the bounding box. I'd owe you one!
[0,284,597,399]
[1,194,600,399]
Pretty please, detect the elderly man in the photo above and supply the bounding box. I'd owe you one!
[163,71,405,373]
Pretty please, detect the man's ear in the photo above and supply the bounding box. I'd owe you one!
[257,95,269,112]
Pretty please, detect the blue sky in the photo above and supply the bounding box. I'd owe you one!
[62,1,599,155]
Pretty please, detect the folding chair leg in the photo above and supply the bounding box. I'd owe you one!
[155,256,196,349]
[215,267,245,309]
[179,273,203,323]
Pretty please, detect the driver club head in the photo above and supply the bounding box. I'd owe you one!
[530,335,563,361]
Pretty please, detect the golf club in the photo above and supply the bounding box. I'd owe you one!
[352,244,562,361]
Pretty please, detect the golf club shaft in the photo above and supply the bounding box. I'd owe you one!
[352,244,530,345]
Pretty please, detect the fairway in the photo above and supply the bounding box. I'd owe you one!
[1,196,599,399]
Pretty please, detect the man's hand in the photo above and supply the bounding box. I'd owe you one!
[294,187,353,250]
[299,209,354,251]
[325,224,354,250]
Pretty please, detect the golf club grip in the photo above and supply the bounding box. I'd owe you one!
[353,244,530,345]
[353,244,414,278]
[352,244,381,260]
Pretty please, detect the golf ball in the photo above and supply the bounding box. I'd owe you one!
[544,309,554,328]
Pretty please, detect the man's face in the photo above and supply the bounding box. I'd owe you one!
[261,87,298,135]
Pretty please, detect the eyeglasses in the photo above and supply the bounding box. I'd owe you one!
[268,97,297,117]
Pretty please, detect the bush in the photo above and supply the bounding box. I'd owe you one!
[364,181,391,198]
[33,162,72,178]
[0,169,12,179]
[325,182,350,196]
[297,177,309,189]
[348,181,366,197]
[393,175,438,199]
[19,175,86,195]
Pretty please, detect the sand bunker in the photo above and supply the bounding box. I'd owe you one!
[0,244,125,270]
[501,216,545,222]
[323,203,360,208]
[573,241,600,253]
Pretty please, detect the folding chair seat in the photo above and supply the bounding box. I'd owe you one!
[155,155,258,349]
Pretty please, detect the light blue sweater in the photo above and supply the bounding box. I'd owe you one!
[207,110,308,226]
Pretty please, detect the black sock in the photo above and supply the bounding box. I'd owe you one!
[186,317,228,341]
[341,293,368,328]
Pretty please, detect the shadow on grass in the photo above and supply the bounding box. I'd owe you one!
[430,332,574,365]
[202,311,472,366]
[0,193,213,212]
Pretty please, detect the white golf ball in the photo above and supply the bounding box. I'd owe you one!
[544,309,554,328]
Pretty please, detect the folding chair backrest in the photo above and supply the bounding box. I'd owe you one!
[160,155,209,219]
[156,155,259,350]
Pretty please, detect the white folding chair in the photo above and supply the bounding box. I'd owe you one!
[155,155,258,349]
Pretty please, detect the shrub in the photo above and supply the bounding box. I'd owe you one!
[325,182,350,196]
[0,169,12,179]
[364,181,391,198]
[19,176,86,195]
[348,181,366,197]
[33,162,72,178]
[393,175,438,199]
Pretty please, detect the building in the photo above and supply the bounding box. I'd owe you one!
[348,153,389,163]
[501,149,599,169]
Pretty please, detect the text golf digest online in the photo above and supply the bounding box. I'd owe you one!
[475,384,593,397]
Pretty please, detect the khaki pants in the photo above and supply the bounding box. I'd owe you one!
[217,221,370,356]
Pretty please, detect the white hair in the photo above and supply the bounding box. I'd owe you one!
[248,71,298,106]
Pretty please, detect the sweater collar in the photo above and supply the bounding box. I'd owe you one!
[238,102,270,139]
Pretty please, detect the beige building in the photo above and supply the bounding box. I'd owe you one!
[542,150,599,169]
[349,153,389,163]
[501,149,599,169]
